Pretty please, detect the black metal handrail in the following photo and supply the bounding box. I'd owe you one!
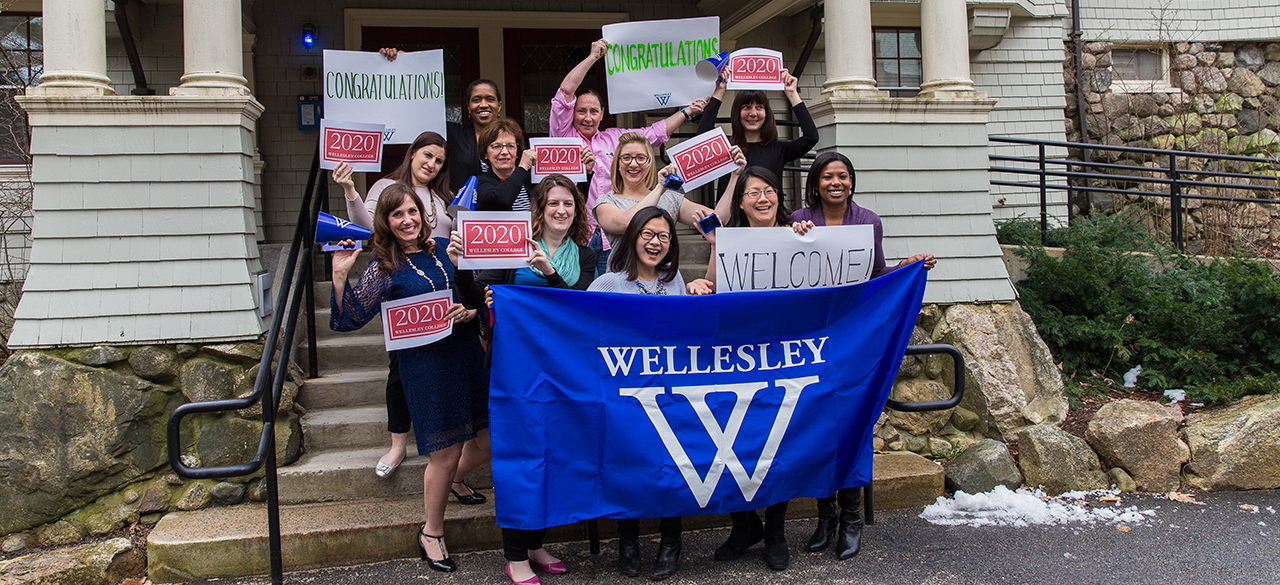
[165,147,325,585]
[989,136,1280,250]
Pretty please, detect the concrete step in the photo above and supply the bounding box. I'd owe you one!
[147,452,942,582]
[277,447,495,505]
[296,368,388,410]
[299,405,396,453]
[311,307,383,340]
[311,334,388,373]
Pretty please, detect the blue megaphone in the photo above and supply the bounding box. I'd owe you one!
[448,176,478,218]
[697,52,730,82]
[315,211,372,244]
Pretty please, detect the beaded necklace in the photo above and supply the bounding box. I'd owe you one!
[422,193,439,230]
[634,279,667,295]
[404,250,451,291]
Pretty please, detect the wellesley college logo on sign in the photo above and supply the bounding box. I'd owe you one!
[654,93,672,106]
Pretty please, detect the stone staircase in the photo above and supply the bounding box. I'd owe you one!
[145,248,945,583]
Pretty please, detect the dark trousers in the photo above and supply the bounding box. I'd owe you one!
[502,528,548,562]
[386,352,411,434]
[617,517,682,543]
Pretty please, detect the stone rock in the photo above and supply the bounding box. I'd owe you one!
[1199,127,1230,151]
[1266,43,1280,62]
[176,482,213,511]
[887,379,953,436]
[1258,62,1280,87]
[1091,69,1112,93]
[1085,41,1111,54]
[950,407,980,432]
[1196,67,1228,92]
[0,537,140,585]
[1228,68,1267,97]
[1195,51,1217,67]
[896,327,930,379]
[1130,94,1158,117]
[929,437,952,459]
[1150,134,1177,150]
[1016,425,1108,495]
[1174,70,1197,93]
[175,344,198,358]
[1205,113,1237,129]
[136,484,169,515]
[178,357,243,403]
[944,439,1023,494]
[931,302,1067,440]
[1215,93,1244,114]
[127,346,181,382]
[66,345,130,367]
[235,366,298,419]
[210,482,247,506]
[1182,394,1280,490]
[0,352,181,535]
[35,520,82,547]
[1217,51,1235,68]
[1192,94,1216,114]
[1101,92,1130,116]
[1080,51,1096,69]
[1108,467,1138,493]
[195,415,262,468]
[1172,53,1198,70]
[2,533,30,553]
[1085,399,1190,492]
[201,343,264,364]
[1169,112,1203,136]
[122,489,139,504]
[1239,108,1267,135]
[903,432,928,454]
[1236,44,1265,70]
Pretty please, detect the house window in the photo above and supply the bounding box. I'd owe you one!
[1111,46,1174,93]
[0,14,41,164]
[873,27,921,98]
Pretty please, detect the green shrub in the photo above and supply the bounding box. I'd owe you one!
[1009,210,1280,405]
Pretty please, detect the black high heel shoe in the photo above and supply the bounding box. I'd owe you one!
[451,480,487,505]
[418,527,457,572]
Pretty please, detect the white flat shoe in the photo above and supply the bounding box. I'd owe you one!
[375,454,404,478]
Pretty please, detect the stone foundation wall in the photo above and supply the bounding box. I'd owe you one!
[1064,41,1280,256]
[0,341,303,550]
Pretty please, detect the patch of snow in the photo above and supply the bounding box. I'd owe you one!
[919,486,1157,528]
[1163,388,1185,403]
[1123,365,1143,388]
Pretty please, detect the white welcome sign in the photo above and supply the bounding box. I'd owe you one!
[601,17,720,114]
[323,49,446,144]
[714,226,875,292]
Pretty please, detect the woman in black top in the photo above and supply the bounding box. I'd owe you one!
[697,66,819,216]
[476,118,537,212]
[478,174,597,290]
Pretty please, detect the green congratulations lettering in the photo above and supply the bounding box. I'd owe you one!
[323,70,444,101]
[605,36,721,77]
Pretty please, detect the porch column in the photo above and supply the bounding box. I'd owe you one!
[27,0,114,95]
[821,0,883,97]
[918,0,978,97]
[172,0,251,96]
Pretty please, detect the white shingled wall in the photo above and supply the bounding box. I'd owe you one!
[1079,0,1280,42]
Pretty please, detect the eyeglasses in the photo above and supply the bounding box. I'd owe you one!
[639,229,671,243]
[743,188,778,200]
[489,143,519,152]
[618,154,651,165]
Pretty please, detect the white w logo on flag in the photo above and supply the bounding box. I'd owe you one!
[620,376,818,508]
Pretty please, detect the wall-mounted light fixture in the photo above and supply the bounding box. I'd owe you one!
[302,23,316,49]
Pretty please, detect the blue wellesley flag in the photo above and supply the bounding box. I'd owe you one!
[490,261,927,530]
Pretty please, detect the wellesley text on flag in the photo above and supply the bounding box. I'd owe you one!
[489,261,928,530]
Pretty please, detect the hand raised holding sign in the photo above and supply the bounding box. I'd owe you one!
[519,147,538,172]
[333,162,357,200]
[581,145,596,174]
[782,68,802,106]
[447,230,464,268]
[527,237,555,276]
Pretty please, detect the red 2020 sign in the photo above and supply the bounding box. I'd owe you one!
[666,128,737,190]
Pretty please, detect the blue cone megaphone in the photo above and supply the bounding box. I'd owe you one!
[448,176,478,218]
[697,52,731,82]
[315,211,372,244]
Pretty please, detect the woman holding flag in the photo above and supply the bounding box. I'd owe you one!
[330,184,489,573]
[553,39,705,276]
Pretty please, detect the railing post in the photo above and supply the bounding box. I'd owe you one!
[1065,161,1074,227]
[1039,143,1048,246]
[1169,152,1183,252]
[304,148,321,379]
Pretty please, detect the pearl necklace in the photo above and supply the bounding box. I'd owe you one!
[404,252,451,291]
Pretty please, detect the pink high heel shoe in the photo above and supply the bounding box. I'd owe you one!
[532,559,567,574]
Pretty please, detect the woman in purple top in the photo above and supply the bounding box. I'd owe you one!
[553,39,706,276]
[792,152,934,561]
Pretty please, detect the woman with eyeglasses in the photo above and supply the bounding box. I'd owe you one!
[592,133,735,284]
[477,119,596,213]
[586,207,709,580]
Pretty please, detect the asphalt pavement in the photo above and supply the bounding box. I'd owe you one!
[191,490,1280,585]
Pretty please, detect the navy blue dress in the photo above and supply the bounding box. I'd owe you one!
[331,238,489,452]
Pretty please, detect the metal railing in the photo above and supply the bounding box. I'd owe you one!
[990,136,1280,250]
[165,147,325,585]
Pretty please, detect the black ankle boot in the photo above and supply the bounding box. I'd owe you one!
[714,511,764,561]
[762,502,789,570]
[618,536,641,577]
[807,495,839,552]
[835,488,863,560]
[650,538,681,581]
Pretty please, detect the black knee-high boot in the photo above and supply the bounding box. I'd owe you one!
[835,488,863,560]
[762,501,789,570]
[806,495,838,552]
[714,511,763,561]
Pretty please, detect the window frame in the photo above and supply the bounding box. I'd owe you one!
[1109,44,1178,94]
[871,26,922,98]
[0,12,41,166]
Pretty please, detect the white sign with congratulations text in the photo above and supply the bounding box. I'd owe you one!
[323,49,446,144]
[602,17,719,114]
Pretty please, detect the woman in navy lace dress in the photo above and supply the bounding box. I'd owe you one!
[330,183,488,573]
